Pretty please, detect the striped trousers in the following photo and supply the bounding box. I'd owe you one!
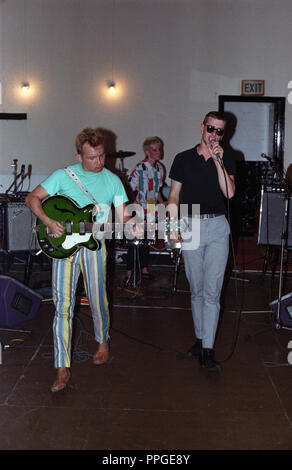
[52,240,110,368]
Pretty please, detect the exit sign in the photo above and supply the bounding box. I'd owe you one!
[241,80,265,96]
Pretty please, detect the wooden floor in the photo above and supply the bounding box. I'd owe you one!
[1,245,292,453]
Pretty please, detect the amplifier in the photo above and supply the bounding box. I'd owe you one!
[264,184,286,193]
[258,190,292,246]
[3,202,38,251]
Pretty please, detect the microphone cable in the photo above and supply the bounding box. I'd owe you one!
[216,154,244,365]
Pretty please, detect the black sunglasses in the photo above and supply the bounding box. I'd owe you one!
[205,124,225,136]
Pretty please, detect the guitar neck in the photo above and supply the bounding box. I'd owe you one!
[37,219,182,235]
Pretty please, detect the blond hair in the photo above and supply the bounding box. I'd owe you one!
[75,128,104,155]
[142,136,162,154]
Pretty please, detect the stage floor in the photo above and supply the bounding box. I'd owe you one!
[1,244,292,452]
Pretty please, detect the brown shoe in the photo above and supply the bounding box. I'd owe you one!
[51,368,71,393]
[93,346,110,365]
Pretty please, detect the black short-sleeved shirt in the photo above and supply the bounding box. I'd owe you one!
[169,144,236,215]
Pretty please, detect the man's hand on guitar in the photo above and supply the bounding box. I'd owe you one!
[47,219,65,238]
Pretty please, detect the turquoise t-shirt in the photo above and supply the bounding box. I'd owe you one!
[40,163,128,223]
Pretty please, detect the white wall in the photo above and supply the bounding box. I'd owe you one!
[0,0,292,191]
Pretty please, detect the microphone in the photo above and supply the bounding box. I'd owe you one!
[210,140,222,164]
[16,164,25,179]
[261,153,273,161]
[14,164,32,191]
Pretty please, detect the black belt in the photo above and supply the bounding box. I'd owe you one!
[190,213,224,219]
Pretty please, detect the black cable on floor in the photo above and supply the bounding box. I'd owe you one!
[216,165,244,365]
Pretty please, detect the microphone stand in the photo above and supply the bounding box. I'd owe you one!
[5,159,19,195]
[261,154,292,329]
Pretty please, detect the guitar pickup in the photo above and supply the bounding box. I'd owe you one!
[79,220,86,235]
[65,220,72,235]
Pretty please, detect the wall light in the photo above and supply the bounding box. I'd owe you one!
[100,79,124,102]
[21,81,30,93]
[107,80,116,94]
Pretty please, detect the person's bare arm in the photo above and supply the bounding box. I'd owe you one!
[25,185,64,237]
[166,179,182,240]
[208,141,235,198]
[167,179,182,217]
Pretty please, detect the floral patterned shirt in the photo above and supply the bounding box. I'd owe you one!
[128,157,164,217]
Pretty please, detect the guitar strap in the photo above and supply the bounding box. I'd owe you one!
[64,167,101,216]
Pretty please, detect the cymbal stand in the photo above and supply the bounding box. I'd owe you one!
[171,248,181,293]
[121,241,142,298]
[170,248,189,294]
[114,156,128,183]
[131,241,140,289]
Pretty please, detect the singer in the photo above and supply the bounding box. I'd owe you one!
[168,111,236,370]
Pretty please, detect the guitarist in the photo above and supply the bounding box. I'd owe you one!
[26,128,133,392]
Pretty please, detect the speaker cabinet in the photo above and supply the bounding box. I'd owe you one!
[0,275,42,327]
[233,161,274,236]
[258,189,292,246]
[3,202,37,251]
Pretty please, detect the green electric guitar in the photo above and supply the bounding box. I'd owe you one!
[35,195,103,259]
[35,195,187,260]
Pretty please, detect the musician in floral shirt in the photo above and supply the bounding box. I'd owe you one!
[124,136,165,284]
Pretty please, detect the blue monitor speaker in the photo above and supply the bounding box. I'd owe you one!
[0,275,42,327]
[270,292,292,328]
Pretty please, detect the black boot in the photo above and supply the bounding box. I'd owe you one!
[187,339,202,357]
[199,348,221,371]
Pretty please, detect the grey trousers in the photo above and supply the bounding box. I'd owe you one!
[182,215,230,349]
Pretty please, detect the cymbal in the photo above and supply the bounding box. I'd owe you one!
[107,150,136,158]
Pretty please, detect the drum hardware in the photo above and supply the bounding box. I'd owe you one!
[168,248,190,294]
[163,217,188,251]
[164,234,181,251]
[119,217,189,295]
[119,220,155,297]
[116,242,143,298]
[107,151,136,159]
[131,242,141,290]
[107,150,136,181]
[170,247,181,293]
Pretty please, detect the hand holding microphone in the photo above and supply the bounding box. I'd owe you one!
[210,139,223,166]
